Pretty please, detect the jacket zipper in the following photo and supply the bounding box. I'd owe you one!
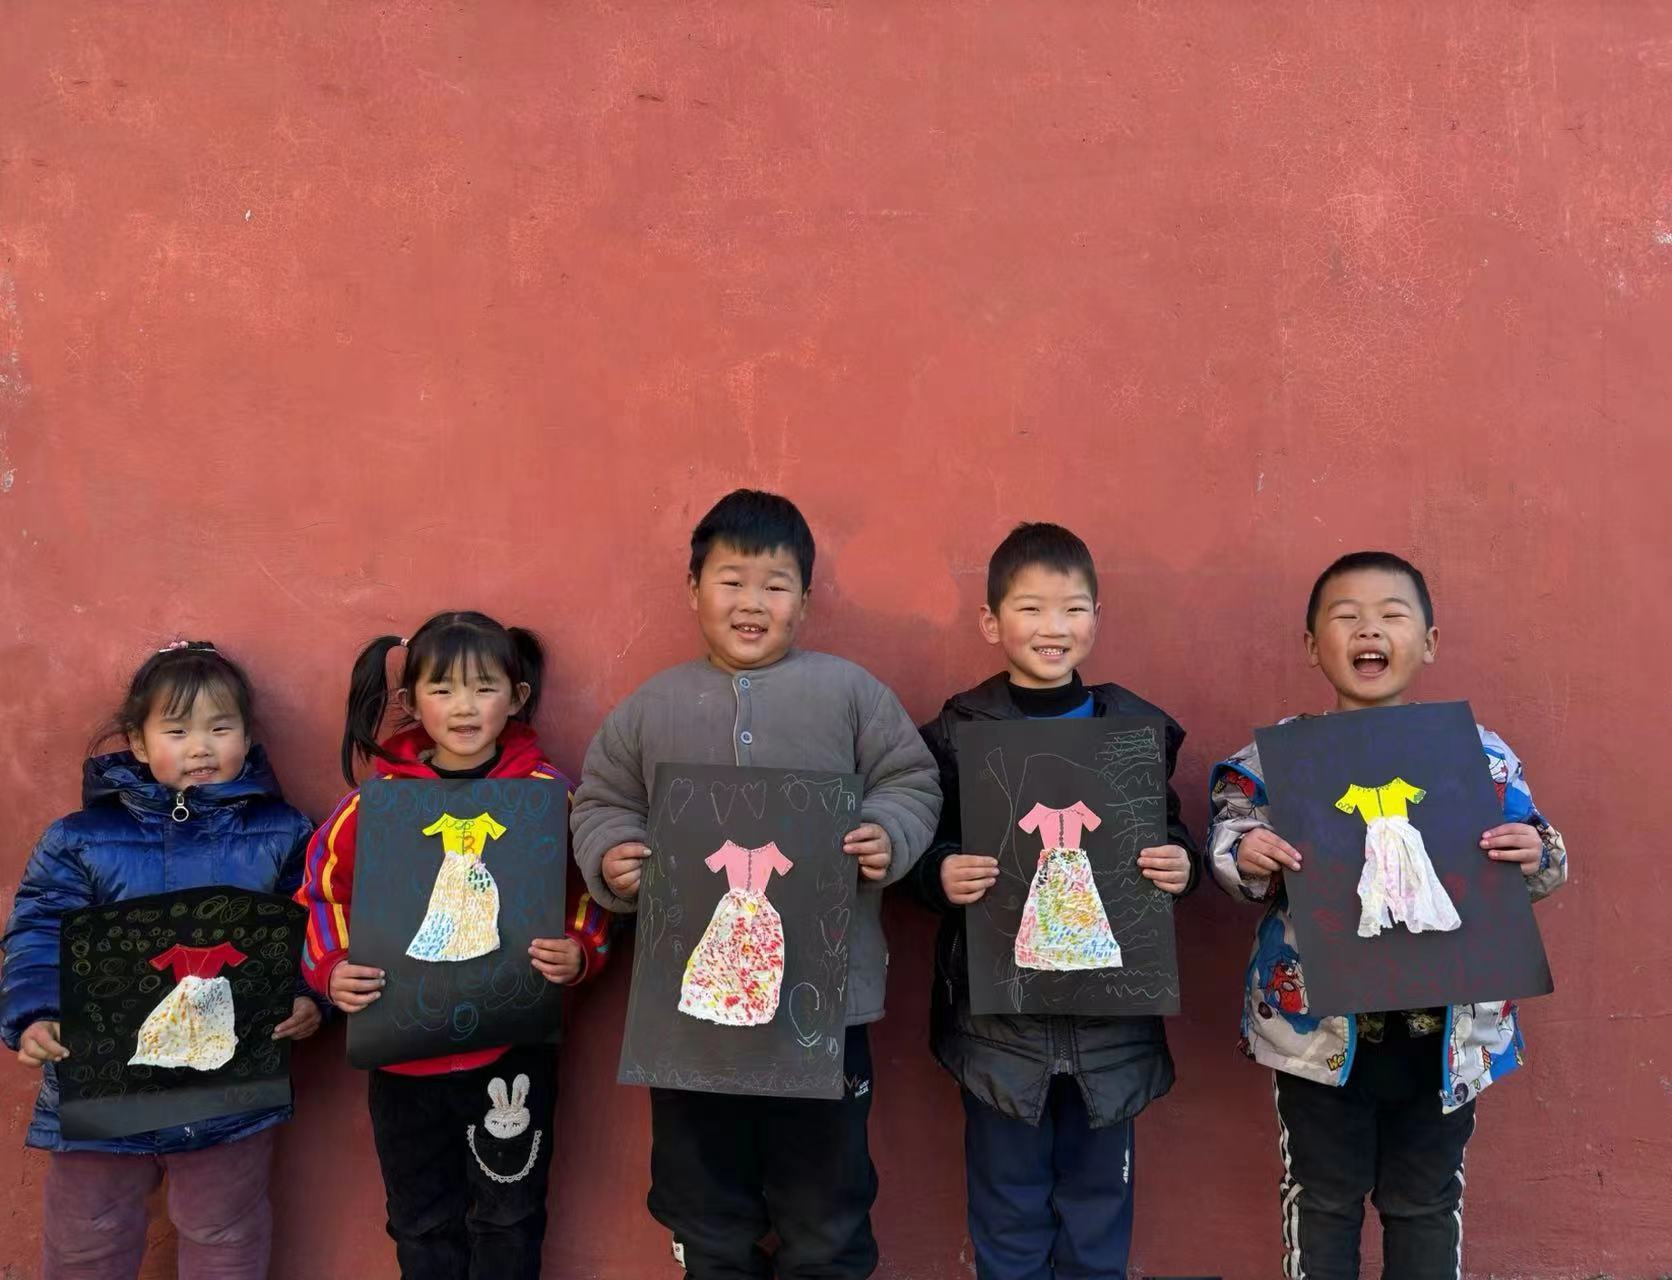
[171,790,191,823]
[944,932,961,1004]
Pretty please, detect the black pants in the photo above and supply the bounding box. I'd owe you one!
[367,1043,557,1280]
[962,1077,1134,1280]
[648,1024,879,1279]
[1273,1025,1476,1280]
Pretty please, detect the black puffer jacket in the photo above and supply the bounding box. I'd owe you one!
[911,673,1198,1128]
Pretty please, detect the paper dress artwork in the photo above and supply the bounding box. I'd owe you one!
[1014,802,1122,971]
[1254,703,1552,1016]
[620,764,859,1100]
[1337,778,1462,938]
[348,781,569,1071]
[678,840,793,1026]
[407,812,507,962]
[57,888,306,1142]
[128,942,247,1071]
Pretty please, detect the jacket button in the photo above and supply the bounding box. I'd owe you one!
[739,731,753,745]
[738,677,750,689]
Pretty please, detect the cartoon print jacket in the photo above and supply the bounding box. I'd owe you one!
[1207,721,1568,1112]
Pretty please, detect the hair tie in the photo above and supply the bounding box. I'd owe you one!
[398,637,410,648]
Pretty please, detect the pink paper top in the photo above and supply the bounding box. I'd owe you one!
[706,840,793,893]
[1018,801,1101,852]
[148,941,247,982]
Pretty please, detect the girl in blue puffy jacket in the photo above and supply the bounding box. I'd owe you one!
[0,641,323,1280]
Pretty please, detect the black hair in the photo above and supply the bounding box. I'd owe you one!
[688,489,816,590]
[986,522,1099,611]
[1305,551,1434,631]
[341,610,545,784]
[99,642,255,751]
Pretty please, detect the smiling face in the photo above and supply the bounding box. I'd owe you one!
[127,686,251,790]
[980,563,1101,688]
[689,540,809,673]
[1305,566,1438,710]
[399,655,530,772]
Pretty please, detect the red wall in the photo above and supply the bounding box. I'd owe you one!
[3,4,1669,1276]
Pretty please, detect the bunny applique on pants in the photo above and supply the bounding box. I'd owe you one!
[367,1042,558,1280]
[468,1073,542,1184]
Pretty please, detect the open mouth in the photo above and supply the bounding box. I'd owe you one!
[450,725,482,739]
[732,623,768,641]
[1034,646,1068,661]
[183,766,219,782]
[1352,650,1390,678]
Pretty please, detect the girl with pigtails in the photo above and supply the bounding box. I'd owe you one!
[296,611,611,1280]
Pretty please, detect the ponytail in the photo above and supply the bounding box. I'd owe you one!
[340,612,545,784]
[507,627,545,721]
[341,635,404,786]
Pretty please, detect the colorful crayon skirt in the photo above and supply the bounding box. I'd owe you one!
[1015,846,1122,971]
[408,851,501,962]
[130,975,238,1071]
[679,888,786,1026]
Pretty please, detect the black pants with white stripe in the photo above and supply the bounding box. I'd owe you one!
[1273,1023,1476,1279]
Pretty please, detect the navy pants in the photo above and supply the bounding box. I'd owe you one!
[962,1077,1135,1280]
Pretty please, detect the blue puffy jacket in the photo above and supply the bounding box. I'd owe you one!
[0,746,316,1154]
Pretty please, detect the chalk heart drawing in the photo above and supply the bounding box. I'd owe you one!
[741,781,767,819]
[786,982,823,1048]
[667,777,695,823]
[710,783,738,825]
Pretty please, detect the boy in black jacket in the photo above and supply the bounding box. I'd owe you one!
[913,523,1198,1280]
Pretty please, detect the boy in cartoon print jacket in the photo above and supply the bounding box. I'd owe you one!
[1207,724,1568,1110]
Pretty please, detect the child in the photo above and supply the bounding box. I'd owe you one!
[1,640,323,1279]
[572,489,941,1280]
[1206,551,1569,1279]
[912,523,1198,1280]
[296,611,611,1280]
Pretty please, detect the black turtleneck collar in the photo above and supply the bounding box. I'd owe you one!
[428,745,504,780]
[1007,672,1090,718]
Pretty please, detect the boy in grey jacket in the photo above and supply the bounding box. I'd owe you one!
[573,489,941,1280]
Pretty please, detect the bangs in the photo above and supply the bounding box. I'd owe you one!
[154,668,245,721]
[987,523,1098,610]
[110,644,256,744]
[407,625,518,688]
[689,489,815,587]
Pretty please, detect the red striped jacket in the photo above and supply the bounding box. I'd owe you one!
[297,720,610,1075]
